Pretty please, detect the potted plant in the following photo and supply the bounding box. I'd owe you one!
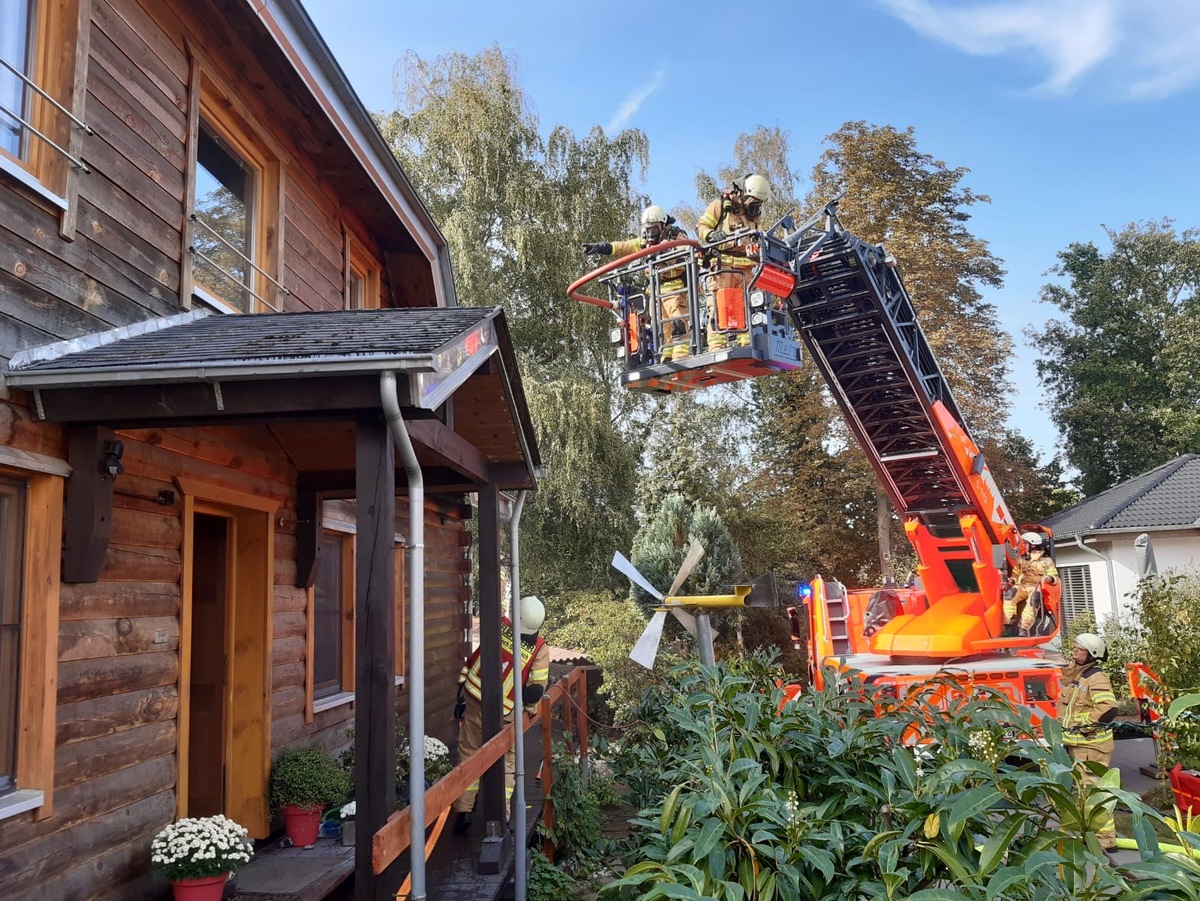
[269,747,351,847]
[150,814,253,901]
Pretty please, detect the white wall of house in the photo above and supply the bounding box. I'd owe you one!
[1052,529,1200,628]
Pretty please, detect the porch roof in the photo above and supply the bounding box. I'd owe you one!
[5,306,540,491]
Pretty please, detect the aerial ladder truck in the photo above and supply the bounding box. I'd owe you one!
[570,200,1065,718]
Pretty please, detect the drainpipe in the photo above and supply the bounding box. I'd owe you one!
[381,372,426,901]
[1071,535,1120,625]
[509,489,529,901]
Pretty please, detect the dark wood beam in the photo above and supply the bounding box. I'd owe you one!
[476,484,505,836]
[294,488,320,589]
[298,467,483,496]
[404,418,489,483]
[63,426,118,583]
[354,416,399,899]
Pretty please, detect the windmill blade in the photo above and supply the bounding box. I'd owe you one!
[666,539,705,599]
[630,610,667,669]
[611,550,664,601]
[670,607,697,636]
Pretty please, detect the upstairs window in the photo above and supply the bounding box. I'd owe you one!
[0,0,35,161]
[345,230,381,310]
[193,125,257,312]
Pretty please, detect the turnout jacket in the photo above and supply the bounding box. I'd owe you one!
[1057,662,1118,748]
[459,617,549,716]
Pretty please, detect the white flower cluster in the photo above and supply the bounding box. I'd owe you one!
[968,729,1002,767]
[150,815,253,879]
[340,801,356,819]
[424,736,449,762]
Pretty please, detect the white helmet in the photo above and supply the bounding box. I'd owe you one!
[1021,531,1045,550]
[1075,632,1106,660]
[741,174,771,203]
[518,595,545,635]
[641,204,669,227]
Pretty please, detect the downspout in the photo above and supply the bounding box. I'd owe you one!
[381,372,426,901]
[1071,535,1120,625]
[509,489,529,901]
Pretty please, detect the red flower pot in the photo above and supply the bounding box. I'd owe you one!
[282,803,323,846]
[1170,764,1200,816]
[170,872,229,901]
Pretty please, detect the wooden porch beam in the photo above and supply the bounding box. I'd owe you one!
[354,415,400,900]
[404,418,489,482]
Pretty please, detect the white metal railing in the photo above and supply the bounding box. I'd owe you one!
[0,55,91,172]
[189,212,290,312]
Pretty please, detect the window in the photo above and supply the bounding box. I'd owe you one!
[192,126,257,312]
[0,452,65,821]
[185,67,283,313]
[312,531,353,700]
[1059,565,1095,628]
[345,229,381,310]
[0,477,26,795]
[0,0,87,208]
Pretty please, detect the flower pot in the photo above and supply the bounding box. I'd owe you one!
[170,872,229,901]
[282,803,323,847]
[342,819,356,847]
[1170,764,1200,816]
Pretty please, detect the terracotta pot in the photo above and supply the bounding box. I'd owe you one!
[170,872,229,901]
[282,803,324,846]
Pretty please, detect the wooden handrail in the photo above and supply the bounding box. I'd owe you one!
[372,667,589,874]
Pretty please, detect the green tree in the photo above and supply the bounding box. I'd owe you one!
[629,494,742,608]
[1030,219,1200,496]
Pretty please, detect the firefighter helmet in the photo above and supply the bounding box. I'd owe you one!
[518,595,545,634]
[1021,531,1045,550]
[742,174,771,203]
[1074,632,1106,660]
[641,204,671,243]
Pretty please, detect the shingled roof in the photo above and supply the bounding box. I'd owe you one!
[1043,455,1200,539]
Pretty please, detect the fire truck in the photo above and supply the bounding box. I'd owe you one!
[569,200,1065,719]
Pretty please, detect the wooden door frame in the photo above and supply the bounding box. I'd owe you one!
[177,477,277,836]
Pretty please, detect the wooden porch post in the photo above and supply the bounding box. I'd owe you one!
[355,415,399,900]
[476,484,505,828]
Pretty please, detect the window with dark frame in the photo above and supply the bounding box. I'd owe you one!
[0,476,27,796]
[193,124,256,312]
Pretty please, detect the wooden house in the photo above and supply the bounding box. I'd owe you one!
[0,0,538,897]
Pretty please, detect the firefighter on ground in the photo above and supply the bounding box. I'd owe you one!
[696,174,771,351]
[583,205,692,363]
[1004,530,1058,635]
[1057,632,1119,852]
[452,595,550,834]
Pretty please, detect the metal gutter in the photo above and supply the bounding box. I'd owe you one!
[509,489,529,901]
[381,371,427,900]
[1069,535,1120,624]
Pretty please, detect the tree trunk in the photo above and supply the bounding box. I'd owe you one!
[877,489,893,581]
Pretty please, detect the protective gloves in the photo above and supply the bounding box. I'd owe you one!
[582,242,612,255]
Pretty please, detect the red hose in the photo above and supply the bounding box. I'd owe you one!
[567,239,702,309]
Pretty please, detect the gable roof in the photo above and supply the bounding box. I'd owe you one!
[1043,455,1200,539]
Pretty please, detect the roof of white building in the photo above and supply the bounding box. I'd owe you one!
[1044,454,1200,539]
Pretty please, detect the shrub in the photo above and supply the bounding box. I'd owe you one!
[269,747,351,813]
[604,653,1200,900]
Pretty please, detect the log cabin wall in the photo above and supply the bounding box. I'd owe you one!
[0,0,472,897]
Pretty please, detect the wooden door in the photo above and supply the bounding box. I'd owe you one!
[187,513,230,817]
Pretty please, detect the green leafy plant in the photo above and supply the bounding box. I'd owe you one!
[528,849,580,901]
[541,743,612,874]
[603,653,1200,900]
[269,747,351,813]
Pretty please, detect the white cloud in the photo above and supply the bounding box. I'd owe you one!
[877,0,1200,100]
[606,67,667,132]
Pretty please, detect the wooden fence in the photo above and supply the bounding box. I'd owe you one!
[372,666,590,874]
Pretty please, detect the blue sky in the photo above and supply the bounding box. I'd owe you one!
[301,0,1199,466]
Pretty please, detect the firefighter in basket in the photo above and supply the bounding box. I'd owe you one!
[1004,530,1058,636]
[584,205,691,363]
[696,174,770,351]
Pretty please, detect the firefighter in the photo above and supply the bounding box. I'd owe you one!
[1057,632,1119,852]
[583,205,691,362]
[452,595,550,834]
[696,174,771,351]
[1004,531,1058,635]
